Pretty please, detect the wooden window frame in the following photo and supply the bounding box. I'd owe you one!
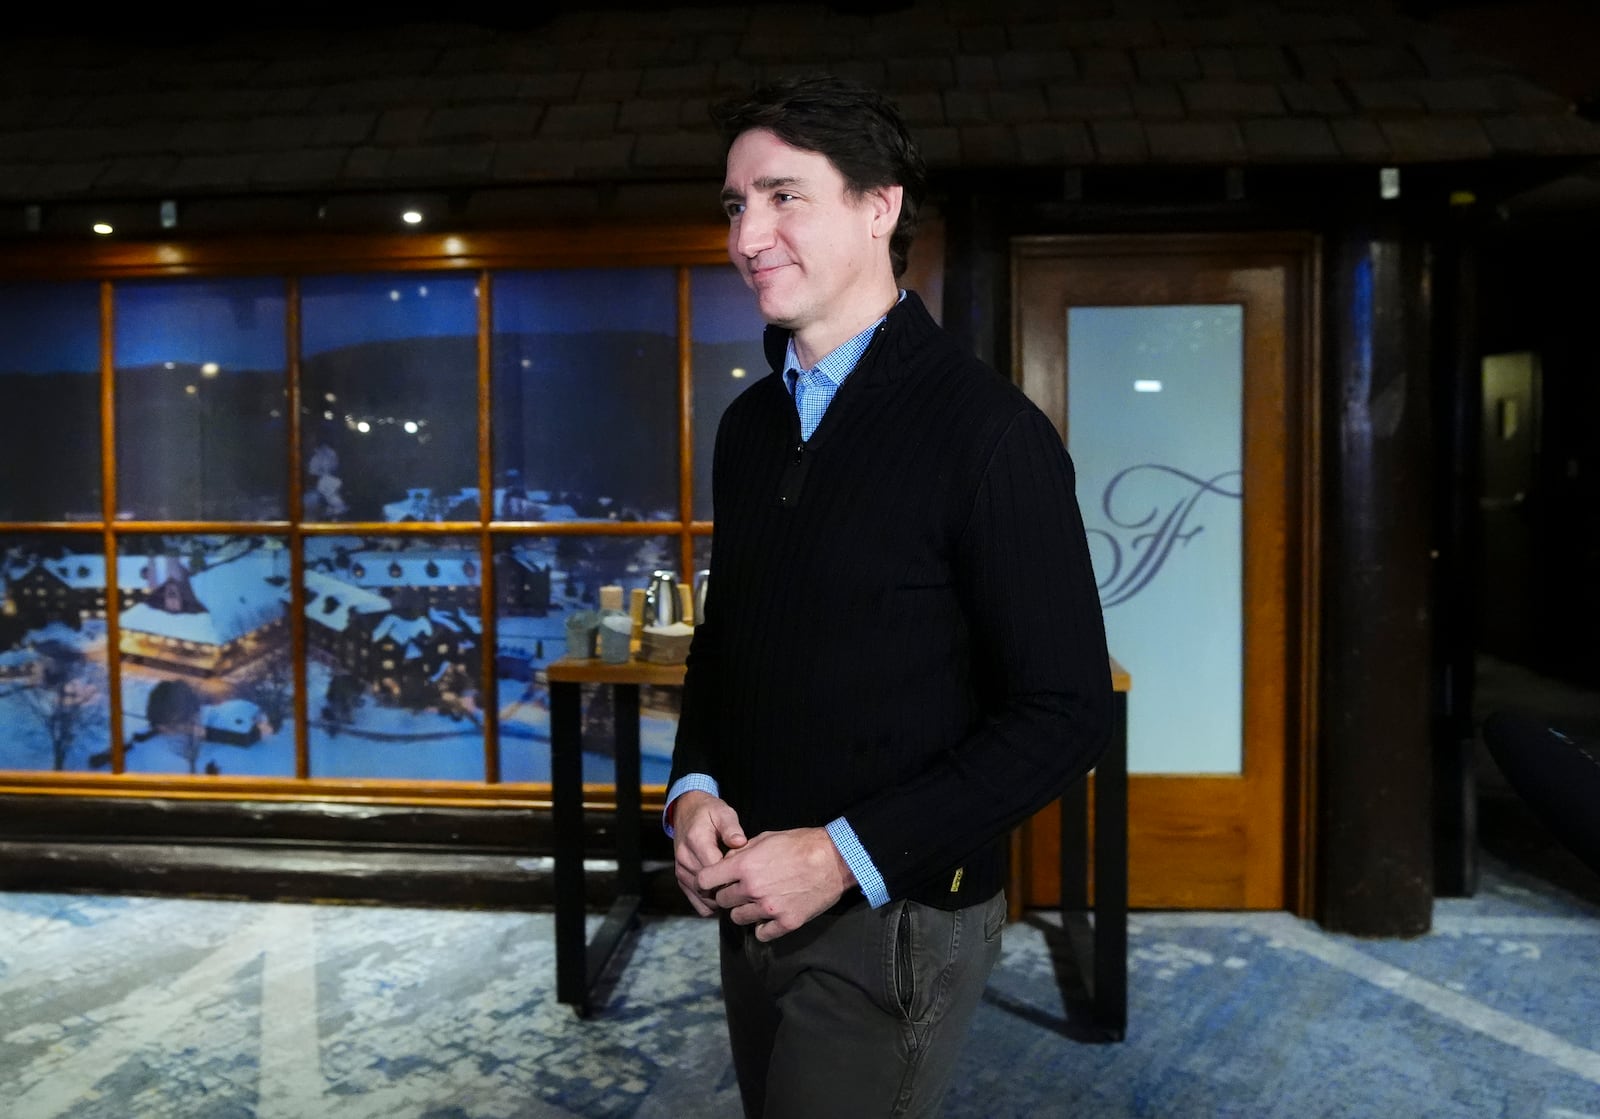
[0,224,731,808]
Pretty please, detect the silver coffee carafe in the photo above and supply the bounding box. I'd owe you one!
[645,569,680,627]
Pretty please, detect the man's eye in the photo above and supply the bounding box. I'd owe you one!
[774,193,796,204]
[723,201,745,218]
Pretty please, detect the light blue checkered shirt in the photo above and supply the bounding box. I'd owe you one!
[663,298,901,908]
[783,313,883,441]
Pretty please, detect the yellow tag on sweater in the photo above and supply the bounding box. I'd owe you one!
[950,867,964,892]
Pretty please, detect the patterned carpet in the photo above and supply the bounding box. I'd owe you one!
[2,851,1597,1119]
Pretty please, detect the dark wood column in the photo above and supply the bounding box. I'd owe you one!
[939,180,1011,372]
[1431,225,1482,898]
[1317,222,1436,935]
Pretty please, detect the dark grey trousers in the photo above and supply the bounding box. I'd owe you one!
[718,890,1006,1119]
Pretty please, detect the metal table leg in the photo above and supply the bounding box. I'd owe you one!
[1093,689,1128,1039]
[551,678,588,1011]
[1059,688,1129,1041]
[552,679,645,1017]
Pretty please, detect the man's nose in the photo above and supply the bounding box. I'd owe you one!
[735,206,775,259]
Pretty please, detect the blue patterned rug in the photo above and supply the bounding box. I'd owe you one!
[1,853,1597,1118]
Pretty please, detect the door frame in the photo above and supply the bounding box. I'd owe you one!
[1009,232,1322,915]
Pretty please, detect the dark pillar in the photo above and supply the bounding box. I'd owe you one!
[1431,228,1481,898]
[1318,224,1436,936]
[940,181,1009,372]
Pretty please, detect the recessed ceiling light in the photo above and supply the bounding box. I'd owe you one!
[92,222,113,235]
[401,209,423,225]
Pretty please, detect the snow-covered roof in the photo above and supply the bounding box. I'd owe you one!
[302,570,392,633]
[119,601,226,645]
[37,554,149,590]
[381,486,513,523]
[372,613,440,647]
[347,550,481,590]
[186,550,281,642]
[376,485,645,525]
[443,609,482,635]
[0,647,38,669]
[382,489,437,522]
[26,622,88,648]
[501,550,550,575]
[202,699,262,733]
[371,609,480,665]
[119,548,281,645]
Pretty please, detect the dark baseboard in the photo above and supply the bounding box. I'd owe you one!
[0,794,689,914]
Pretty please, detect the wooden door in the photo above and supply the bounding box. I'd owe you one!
[1011,234,1317,912]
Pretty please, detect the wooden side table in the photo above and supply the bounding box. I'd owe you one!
[546,655,684,1017]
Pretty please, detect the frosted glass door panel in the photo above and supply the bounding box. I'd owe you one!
[1067,305,1243,774]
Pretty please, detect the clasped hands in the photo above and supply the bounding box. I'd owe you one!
[671,790,856,942]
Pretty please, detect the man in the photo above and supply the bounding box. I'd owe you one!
[667,74,1112,1118]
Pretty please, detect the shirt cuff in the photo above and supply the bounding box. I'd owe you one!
[663,773,720,837]
[825,817,889,908]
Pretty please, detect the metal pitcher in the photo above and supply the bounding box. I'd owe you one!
[645,569,680,627]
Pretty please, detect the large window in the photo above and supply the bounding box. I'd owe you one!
[0,229,756,799]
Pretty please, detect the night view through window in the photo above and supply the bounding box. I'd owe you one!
[115,278,289,522]
[0,283,102,522]
[0,262,768,788]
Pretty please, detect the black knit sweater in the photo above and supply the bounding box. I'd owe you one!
[671,291,1112,910]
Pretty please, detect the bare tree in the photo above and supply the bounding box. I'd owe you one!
[19,642,108,771]
[239,644,293,735]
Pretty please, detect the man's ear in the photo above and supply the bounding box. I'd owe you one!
[867,183,903,239]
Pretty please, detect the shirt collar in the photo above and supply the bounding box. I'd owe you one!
[783,289,906,388]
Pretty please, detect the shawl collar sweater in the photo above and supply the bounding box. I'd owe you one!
[671,290,1112,909]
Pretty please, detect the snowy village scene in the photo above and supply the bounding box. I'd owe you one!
[0,529,692,784]
[0,265,767,788]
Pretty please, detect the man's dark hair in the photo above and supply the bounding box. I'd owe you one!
[710,73,927,279]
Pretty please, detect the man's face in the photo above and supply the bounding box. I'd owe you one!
[721,128,895,334]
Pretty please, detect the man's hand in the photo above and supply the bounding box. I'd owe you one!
[696,827,857,942]
[671,790,747,917]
